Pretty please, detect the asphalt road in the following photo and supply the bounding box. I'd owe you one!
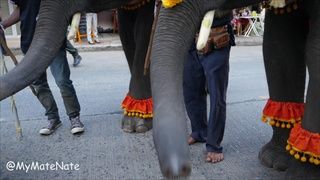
[0,46,286,179]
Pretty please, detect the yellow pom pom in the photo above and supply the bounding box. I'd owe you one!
[309,157,315,163]
[301,156,307,162]
[291,119,296,124]
[281,123,286,128]
[135,112,139,117]
[294,153,300,160]
[286,123,291,129]
[124,111,128,115]
[162,0,183,8]
[139,114,143,118]
[128,112,132,116]
[262,116,267,122]
[286,144,291,151]
[269,120,275,126]
[290,150,295,155]
[314,159,319,165]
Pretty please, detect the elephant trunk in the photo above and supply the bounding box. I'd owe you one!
[150,1,203,178]
[0,0,83,100]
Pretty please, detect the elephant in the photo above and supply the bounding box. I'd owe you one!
[0,0,320,178]
[149,0,320,178]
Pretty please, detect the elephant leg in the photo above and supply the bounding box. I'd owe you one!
[260,6,308,171]
[285,1,320,178]
[118,1,154,133]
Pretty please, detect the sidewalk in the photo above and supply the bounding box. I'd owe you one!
[6,33,262,55]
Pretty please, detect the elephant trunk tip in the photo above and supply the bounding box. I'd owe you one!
[162,155,192,178]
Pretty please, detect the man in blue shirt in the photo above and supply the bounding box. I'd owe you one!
[1,0,84,135]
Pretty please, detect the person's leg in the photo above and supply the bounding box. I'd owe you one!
[92,13,99,43]
[183,49,207,144]
[201,46,231,163]
[65,40,82,67]
[32,72,62,135]
[65,40,78,58]
[86,13,94,44]
[50,48,83,134]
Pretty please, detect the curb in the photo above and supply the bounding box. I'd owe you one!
[235,36,263,46]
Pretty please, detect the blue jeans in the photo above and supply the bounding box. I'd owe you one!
[32,48,80,120]
[183,45,231,153]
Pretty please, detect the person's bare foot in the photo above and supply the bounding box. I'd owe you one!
[206,152,224,163]
[188,135,197,145]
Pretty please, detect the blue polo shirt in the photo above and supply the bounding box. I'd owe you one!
[11,0,41,54]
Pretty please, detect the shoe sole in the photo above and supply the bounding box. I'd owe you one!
[71,127,85,134]
[39,123,62,135]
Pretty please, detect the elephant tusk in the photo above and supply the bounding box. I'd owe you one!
[67,13,81,40]
[269,0,286,8]
[196,10,215,51]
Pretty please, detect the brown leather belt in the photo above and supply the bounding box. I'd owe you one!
[196,25,230,55]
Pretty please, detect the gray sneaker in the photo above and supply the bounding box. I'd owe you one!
[39,119,62,135]
[70,116,84,134]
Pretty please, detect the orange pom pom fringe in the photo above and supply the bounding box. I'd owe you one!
[121,94,153,119]
[262,99,304,129]
[287,124,320,166]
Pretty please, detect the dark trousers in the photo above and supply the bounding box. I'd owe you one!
[32,48,81,120]
[65,40,79,58]
[183,45,230,153]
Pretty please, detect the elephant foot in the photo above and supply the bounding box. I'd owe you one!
[121,115,152,133]
[135,117,152,133]
[285,158,320,179]
[121,115,135,133]
[258,127,291,171]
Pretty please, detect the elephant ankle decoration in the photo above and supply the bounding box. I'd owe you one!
[0,0,319,178]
